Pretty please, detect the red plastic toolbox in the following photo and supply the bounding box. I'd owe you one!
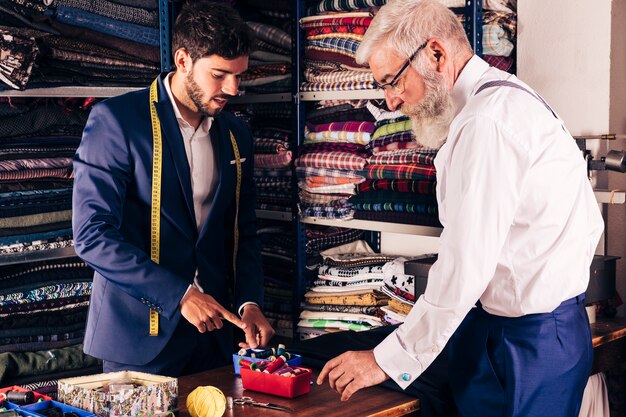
[240,367,312,398]
[0,386,52,403]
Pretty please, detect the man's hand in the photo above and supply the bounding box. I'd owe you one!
[317,350,390,401]
[179,286,246,333]
[237,304,275,349]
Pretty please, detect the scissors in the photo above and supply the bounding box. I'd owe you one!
[232,396,293,412]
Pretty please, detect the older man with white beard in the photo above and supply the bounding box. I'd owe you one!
[316,1,604,416]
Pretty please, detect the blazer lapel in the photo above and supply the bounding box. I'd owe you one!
[153,74,196,227]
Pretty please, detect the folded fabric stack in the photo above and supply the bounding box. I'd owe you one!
[299,240,392,340]
[300,0,388,91]
[296,100,377,220]
[0,0,160,90]
[0,97,94,255]
[0,257,101,395]
[379,257,416,324]
[257,220,295,339]
[240,3,292,95]
[350,101,441,226]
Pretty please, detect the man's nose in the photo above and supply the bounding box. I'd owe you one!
[385,93,404,112]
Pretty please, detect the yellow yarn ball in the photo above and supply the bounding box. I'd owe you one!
[186,385,227,417]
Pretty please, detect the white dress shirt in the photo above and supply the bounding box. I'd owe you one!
[374,56,604,389]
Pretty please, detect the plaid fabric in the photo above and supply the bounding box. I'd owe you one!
[300,190,353,204]
[362,164,436,180]
[247,21,292,51]
[254,39,290,55]
[307,0,387,15]
[300,199,352,209]
[254,177,292,191]
[250,50,291,63]
[372,119,413,140]
[300,16,373,29]
[351,190,437,205]
[299,182,356,195]
[240,74,290,87]
[254,151,292,169]
[483,54,514,73]
[304,49,361,67]
[307,121,376,134]
[373,146,438,156]
[300,142,369,157]
[0,167,74,180]
[353,202,437,215]
[376,116,411,128]
[366,101,405,122]
[306,38,361,57]
[372,141,425,154]
[305,228,364,254]
[55,0,158,27]
[304,68,374,84]
[253,128,290,141]
[301,207,354,219]
[301,80,375,92]
[254,138,290,154]
[242,64,290,80]
[254,168,291,178]
[308,33,364,43]
[354,210,441,227]
[368,132,415,150]
[296,152,367,170]
[305,176,365,188]
[306,25,367,37]
[296,166,364,179]
[367,152,435,165]
[304,129,371,145]
[0,29,39,90]
[256,203,291,212]
[358,179,436,194]
[482,10,517,35]
[483,24,514,57]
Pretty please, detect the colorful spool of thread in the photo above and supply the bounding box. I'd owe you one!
[186,386,226,417]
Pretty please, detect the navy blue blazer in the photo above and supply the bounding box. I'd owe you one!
[72,73,264,365]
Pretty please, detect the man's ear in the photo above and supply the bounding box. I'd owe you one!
[173,48,192,74]
[426,39,447,72]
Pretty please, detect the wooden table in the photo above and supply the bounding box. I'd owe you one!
[590,316,626,375]
[176,366,419,417]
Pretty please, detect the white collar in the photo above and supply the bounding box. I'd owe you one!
[451,55,490,117]
[163,72,213,134]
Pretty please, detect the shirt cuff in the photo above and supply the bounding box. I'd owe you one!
[238,302,259,317]
[373,329,424,390]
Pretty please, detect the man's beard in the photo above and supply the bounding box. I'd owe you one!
[401,68,455,150]
[186,71,228,117]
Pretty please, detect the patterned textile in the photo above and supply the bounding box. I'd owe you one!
[483,24,514,57]
[389,298,413,315]
[353,202,437,214]
[372,146,438,156]
[305,227,364,255]
[299,182,356,195]
[483,54,515,73]
[304,130,371,145]
[372,119,413,140]
[299,142,368,157]
[367,152,435,165]
[307,0,387,15]
[305,176,364,187]
[362,164,436,180]
[0,282,91,305]
[0,28,39,89]
[243,64,290,80]
[482,10,517,35]
[248,102,292,118]
[250,50,291,63]
[0,157,72,171]
[304,48,361,67]
[297,319,372,331]
[0,237,74,255]
[254,168,291,178]
[353,210,441,227]
[54,6,160,46]
[303,290,388,306]
[366,101,404,122]
[306,37,361,58]
[301,207,354,219]
[254,151,292,169]
[358,179,436,195]
[296,152,367,170]
[0,296,89,315]
[240,74,290,87]
[304,68,374,84]
[296,166,364,179]
[306,25,367,37]
[247,21,292,51]
[372,141,425,154]
[352,191,437,205]
[300,311,382,326]
[300,16,373,29]
[367,132,416,150]
[299,191,351,205]
[301,302,378,314]
[307,121,376,134]
[253,39,289,56]
[253,128,290,141]
[54,0,158,27]
[0,167,73,180]
[253,138,290,154]
[319,264,385,279]
[301,80,375,92]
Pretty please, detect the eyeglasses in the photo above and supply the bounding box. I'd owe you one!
[373,41,428,94]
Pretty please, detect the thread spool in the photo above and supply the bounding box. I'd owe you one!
[263,356,286,374]
[186,386,226,417]
[6,391,35,405]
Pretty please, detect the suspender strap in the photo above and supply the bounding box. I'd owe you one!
[474,80,558,120]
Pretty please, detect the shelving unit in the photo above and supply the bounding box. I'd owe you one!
[0,87,142,98]
[0,246,77,266]
[301,216,442,236]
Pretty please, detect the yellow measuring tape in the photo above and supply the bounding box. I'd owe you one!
[147,78,241,336]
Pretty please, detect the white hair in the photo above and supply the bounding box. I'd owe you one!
[355,0,472,72]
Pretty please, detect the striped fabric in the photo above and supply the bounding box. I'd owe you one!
[372,119,413,140]
[366,101,405,122]
[254,151,292,169]
[306,25,368,37]
[306,38,361,57]
[296,166,364,179]
[362,164,436,180]
[304,130,371,145]
[483,24,514,57]
[368,132,415,150]
[301,80,375,92]
[300,142,369,157]
[372,141,425,154]
[307,121,376,134]
[301,207,354,219]
[300,16,373,29]
[307,0,387,15]
[304,68,374,84]
[358,179,436,195]
[353,202,438,215]
[247,21,292,51]
[299,182,356,195]
[296,152,367,170]
[0,167,73,180]
[483,54,515,73]
[253,138,290,154]
[300,190,352,204]
[367,152,435,165]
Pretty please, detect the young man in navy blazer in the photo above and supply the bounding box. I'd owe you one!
[72,1,274,376]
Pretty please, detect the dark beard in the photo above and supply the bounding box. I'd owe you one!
[186,71,224,117]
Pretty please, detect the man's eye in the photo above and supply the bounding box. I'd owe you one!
[212,73,225,80]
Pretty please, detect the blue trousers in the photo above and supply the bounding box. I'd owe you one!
[448,295,592,417]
